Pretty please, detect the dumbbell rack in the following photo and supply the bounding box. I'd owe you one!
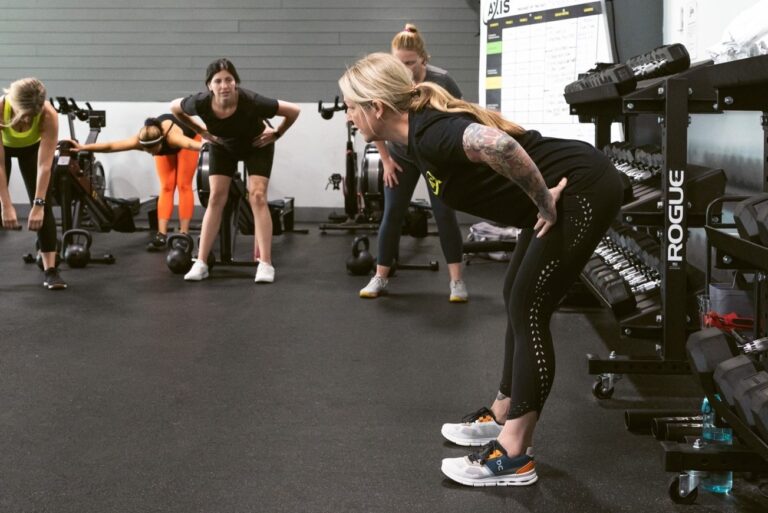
[569,54,768,396]
[662,217,768,497]
[567,60,724,393]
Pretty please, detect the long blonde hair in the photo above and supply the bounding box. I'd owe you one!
[339,53,524,137]
[2,77,47,127]
[391,23,429,62]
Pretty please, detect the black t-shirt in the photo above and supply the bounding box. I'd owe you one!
[180,88,279,154]
[408,108,614,227]
[424,64,462,98]
[155,113,197,156]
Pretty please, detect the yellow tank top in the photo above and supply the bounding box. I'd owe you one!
[2,97,42,148]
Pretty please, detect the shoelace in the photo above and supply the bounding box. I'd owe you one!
[461,406,494,423]
[468,440,504,464]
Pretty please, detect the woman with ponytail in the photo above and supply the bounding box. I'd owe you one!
[0,78,65,289]
[340,53,624,486]
[74,114,203,250]
[360,24,469,302]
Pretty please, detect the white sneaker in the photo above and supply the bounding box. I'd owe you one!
[359,276,388,298]
[441,442,537,487]
[255,261,275,283]
[441,407,504,446]
[184,259,209,281]
[450,279,469,303]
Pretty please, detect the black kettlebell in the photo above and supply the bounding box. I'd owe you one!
[346,236,374,275]
[405,207,428,238]
[166,233,194,274]
[63,229,92,268]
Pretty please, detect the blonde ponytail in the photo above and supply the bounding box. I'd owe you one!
[410,82,525,137]
[339,53,524,137]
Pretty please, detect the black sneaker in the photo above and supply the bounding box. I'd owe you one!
[43,268,68,290]
[146,232,168,252]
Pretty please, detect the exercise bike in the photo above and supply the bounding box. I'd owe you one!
[318,97,384,233]
[23,98,133,268]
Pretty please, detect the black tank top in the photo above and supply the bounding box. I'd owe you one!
[154,113,197,155]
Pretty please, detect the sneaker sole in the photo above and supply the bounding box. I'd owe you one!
[441,425,502,447]
[449,296,468,303]
[255,277,275,283]
[359,291,383,298]
[441,433,498,447]
[441,462,538,487]
[184,273,209,281]
[43,282,67,290]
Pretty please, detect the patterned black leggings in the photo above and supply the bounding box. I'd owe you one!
[499,167,624,419]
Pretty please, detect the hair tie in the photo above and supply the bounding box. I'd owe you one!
[404,26,416,33]
[144,117,161,127]
[410,88,421,97]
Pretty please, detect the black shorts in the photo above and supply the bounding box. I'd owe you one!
[208,143,274,179]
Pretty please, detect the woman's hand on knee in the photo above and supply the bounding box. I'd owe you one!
[382,156,403,188]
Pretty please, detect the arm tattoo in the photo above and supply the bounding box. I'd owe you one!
[462,123,553,220]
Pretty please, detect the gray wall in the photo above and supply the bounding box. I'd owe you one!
[0,0,481,103]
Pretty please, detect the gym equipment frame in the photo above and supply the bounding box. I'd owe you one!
[566,52,768,395]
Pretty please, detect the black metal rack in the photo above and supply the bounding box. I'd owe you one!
[569,67,721,388]
[571,54,768,393]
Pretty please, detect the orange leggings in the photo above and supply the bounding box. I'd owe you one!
[153,144,199,222]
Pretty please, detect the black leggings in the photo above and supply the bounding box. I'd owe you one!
[499,167,624,419]
[4,143,58,253]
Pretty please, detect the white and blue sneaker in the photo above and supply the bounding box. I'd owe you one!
[441,407,504,446]
[441,441,537,487]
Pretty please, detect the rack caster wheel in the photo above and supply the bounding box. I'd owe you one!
[592,379,615,399]
[668,475,698,504]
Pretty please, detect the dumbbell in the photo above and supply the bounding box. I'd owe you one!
[749,386,768,442]
[631,278,661,294]
[713,355,757,406]
[686,328,736,374]
[733,371,768,427]
[733,194,768,246]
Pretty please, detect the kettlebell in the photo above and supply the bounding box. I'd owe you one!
[166,233,194,274]
[346,236,374,275]
[405,207,428,238]
[63,229,92,268]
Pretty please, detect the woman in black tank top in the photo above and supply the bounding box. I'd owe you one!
[74,115,203,250]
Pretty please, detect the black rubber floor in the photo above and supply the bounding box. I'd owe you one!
[1,225,767,512]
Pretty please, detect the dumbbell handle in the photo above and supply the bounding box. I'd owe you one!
[743,337,768,354]
[632,280,660,293]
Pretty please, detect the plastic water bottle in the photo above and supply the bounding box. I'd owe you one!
[700,396,733,494]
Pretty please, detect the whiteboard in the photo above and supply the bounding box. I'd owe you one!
[479,0,615,143]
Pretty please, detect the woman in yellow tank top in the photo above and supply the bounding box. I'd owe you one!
[0,78,65,290]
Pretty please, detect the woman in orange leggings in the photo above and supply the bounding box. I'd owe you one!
[75,114,203,250]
